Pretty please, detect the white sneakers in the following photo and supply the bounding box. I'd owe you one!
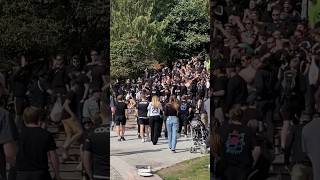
[141,138,150,143]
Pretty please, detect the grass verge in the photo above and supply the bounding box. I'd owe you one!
[156,155,210,180]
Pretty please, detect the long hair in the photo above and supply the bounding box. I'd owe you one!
[168,96,179,111]
[151,96,161,108]
[128,98,136,108]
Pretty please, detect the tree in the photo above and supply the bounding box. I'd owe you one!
[0,0,109,69]
[161,0,209,60]
[110,0,210,79]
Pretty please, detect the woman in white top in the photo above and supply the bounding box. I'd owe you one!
[147,96,163,145]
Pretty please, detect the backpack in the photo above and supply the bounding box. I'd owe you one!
[281,70,297,97]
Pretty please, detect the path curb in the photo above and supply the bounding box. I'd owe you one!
[111,156,163,180]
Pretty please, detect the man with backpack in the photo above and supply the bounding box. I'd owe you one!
[178,95,192,137]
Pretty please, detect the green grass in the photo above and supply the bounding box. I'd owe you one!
[309,0,320,27]
[157,156,210,180]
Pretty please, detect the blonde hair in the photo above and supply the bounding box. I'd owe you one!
[151,96,161,108]
[128,99,136,108]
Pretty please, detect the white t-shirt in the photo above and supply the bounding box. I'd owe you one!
[147,103,162,117]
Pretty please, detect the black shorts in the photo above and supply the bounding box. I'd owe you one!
[139,118,149,125]
[115,115,126,126]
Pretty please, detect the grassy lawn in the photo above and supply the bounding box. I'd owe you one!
[157,156,210,180]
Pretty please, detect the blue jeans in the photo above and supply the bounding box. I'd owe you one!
[166,116,179,150]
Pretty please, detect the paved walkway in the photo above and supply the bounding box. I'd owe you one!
[110,129,206,180]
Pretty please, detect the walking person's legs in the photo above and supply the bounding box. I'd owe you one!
[171,117,179,151]
[68,119,83,147]
[149,117,155,143]
[164,116,168,138]
[178,116,183,135]
[120,116,127,140]
[166,117,173,149]
[153,116,162,145]
[62,119,72,159]
[137,117,141,138]
[139,118,145,142]
[182,115,188,136]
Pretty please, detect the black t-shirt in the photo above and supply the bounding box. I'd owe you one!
[180,85,187,96]
[16,127,56,171]
[137,101,149,118]
[28,78,50,108]
[179,100,190,116]
[218,123,256,168]
[50,66,69,91]
[213,75,228,107]
[84,124,109,178]
[86,64,106,89]
[164,104,178,116]
[114,101,127,116]
[225,75,248,111]
[12,67,30,97]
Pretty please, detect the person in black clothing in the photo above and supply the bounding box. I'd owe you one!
[114,95,127,141]
[213,64,228,124]
[224,64,248,113]
[137,94,150,142]
[178,95,192,137]
[86,50,107,92]
[254,57,277,143]
[280,57,307,151]
[49,54,69,95]
[12,56,30,131]
[83,108,109,180]
[217,107,260,180]
[16,107,61,180]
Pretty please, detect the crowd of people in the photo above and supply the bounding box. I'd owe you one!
[0,49,109,180]
[110,56,211,152]
[212,0,320,179]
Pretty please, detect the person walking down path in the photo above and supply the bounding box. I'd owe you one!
[178,95,192,137]
[114,95,128,141]
[137,94,150,143]
[164,96,179,153]
[147,96,163,145]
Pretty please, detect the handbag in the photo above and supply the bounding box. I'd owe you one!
[50,99,63,122]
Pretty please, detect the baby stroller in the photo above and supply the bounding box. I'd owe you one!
[189,115,209,154]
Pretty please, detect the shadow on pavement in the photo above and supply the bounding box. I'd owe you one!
[112,148,167,156]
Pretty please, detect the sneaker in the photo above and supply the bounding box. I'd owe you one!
[141,138,145,143]
[184,134,188,138]
[121,136,126,141]
[171,150,176,153]
[118,138,121,142]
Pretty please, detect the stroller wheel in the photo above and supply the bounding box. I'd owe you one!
[200,146,208,154]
